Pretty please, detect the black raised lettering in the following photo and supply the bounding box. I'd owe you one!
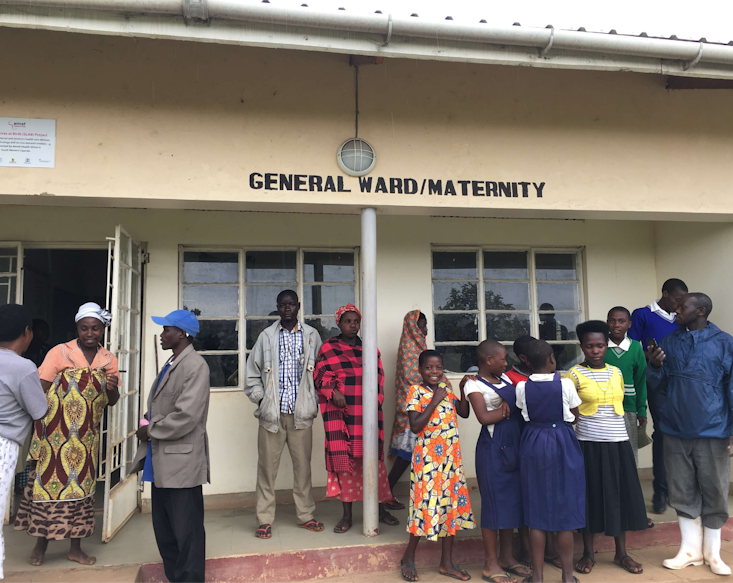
[428,180,442,195]
[309,175,323,191]
[444,181,457,196]
[389,178,403,194]
[511,183,518,197]
[324,176,336,192]
[358,177,373,192]
[279,174,293,190]
[472,181,485,196]
[519,182,530,197]
[458,180,470,196]
[533,182,545,198]
[498,182,512,197]
[265,173,277,190]
[404,179,418,194]
[337,176,351,192]
[486,182,498,196]
[294,175,306,191]
[375,177,388,193]
[250,173,263,189]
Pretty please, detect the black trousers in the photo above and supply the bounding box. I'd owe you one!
[151,485,206,583]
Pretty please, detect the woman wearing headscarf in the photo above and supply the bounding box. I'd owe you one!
[386,311,453,510]
[15,302,120,567]
[314,304,398,533]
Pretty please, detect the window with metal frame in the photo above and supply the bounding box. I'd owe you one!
[432,248,584,373]
[181,248,359,390]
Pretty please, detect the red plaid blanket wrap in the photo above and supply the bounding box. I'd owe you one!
[314,336,385,474]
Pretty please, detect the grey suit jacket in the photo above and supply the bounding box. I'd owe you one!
[130,343,211,489]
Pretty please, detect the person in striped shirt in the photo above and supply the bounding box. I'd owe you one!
[566,320,648,576]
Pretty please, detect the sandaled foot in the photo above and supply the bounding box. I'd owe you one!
[545,555,563,569]
[402,560,419,582]
[615,554,643,574]
[28,548,45,567]
[385,498,406,510]
[255,524,272,539]
[501,563,532,577]
[380,511,400,526]
[647,517,655,528]
[334,518,352,533]
[298,519,324,532]
[574,555,595,574]
[439,564,471,581]
[67,550,96,566]
[482,573,514,583]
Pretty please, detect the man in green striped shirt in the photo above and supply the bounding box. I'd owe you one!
[605,306,648,465]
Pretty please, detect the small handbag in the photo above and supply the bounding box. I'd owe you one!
[638,422,652,448]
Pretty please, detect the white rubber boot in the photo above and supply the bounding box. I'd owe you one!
[663,516,704,569]
[704,526,732,575]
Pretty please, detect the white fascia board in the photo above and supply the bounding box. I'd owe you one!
[1,6,733,80]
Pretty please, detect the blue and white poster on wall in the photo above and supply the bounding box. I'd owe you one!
[0,117,56,168]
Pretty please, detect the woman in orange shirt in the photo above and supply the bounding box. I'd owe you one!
[15,303,119,568]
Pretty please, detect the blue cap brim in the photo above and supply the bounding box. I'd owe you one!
[151,316,174,327]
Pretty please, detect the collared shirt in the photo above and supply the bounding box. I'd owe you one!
[649,300,676,323]
[278,321,304,414]
[142,357,174,483]
[608,335,632,356]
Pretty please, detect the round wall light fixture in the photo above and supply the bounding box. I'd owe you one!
[337,138,376,177]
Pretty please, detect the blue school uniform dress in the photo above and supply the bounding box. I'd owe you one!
[470,376,523,530]
[519,373,585,531]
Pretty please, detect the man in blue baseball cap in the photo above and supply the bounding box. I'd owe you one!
[131,310,210,583]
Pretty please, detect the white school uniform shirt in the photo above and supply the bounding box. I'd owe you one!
[515,373,581,424]
[463,374,511,437]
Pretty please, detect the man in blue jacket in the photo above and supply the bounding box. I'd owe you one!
[648,293,733,576]
[629,277,687,514]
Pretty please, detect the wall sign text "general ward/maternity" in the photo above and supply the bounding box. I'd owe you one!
[249,173,546,198]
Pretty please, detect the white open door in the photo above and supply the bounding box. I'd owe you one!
[102,226,143,542]
[1,244,23,525]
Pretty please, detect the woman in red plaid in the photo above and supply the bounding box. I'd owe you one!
[314,304,399,533]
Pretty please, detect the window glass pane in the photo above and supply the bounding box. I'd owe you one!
[246,251,296,283]
[0,248,18,274]
[486,313,531,342]
[246,319,277,350]
[202,354,239,387]
[246,285,293,316]
[305,317,340,341]
[434,314,478,342]
[485,282,529,311]
[192,320,239,351]
[183,252,239,283]
[0,277,17,306]
[182,285,239,317]
[552,344,583,371]
[432,252,477,280]
[535,253,578,281]
[433,282,477,311]
[537,282,580,311]
[539,313,580,342]
[483,251,528,280]
[304,252,355,283]
[303,285,355,316]
[435,345,478,373]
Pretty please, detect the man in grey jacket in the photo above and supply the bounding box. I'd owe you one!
[131,310,210,582]
[245,289,324,539]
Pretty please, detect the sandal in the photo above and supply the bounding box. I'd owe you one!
[616,554,643,574]
[255,524,272,539]
[333,518,352,533]
[574,555,595,574]
[380,511,400,526]
[482,575,513,583]
[298,519,324,532]
[385,498,406,510]
[647,517,655,528]
[401,560,418,582]
[440,564,471,581]
[503,564,532,578]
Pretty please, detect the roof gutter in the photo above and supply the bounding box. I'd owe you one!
[2,0,733,75]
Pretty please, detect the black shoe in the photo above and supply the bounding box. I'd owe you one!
[652,492,667,514]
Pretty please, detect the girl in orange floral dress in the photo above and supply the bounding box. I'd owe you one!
[400,350,475,582]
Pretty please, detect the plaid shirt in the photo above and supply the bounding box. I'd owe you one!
[278,321,304,414]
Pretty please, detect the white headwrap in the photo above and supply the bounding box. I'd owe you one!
[75,302,112,327]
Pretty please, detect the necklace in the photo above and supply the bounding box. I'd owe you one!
[581,362,610,393]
